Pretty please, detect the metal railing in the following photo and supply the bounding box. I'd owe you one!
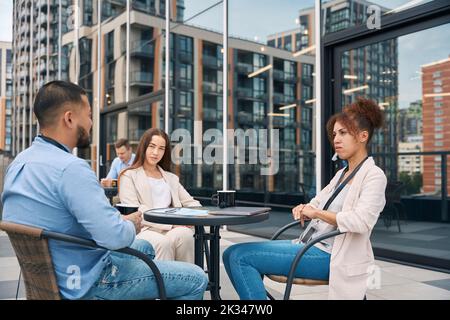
[372,150,450,222]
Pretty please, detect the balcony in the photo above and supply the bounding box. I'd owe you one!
[37,32,47,43]
[19,86,28,94]
[203,109,220,122]
[178,51,192,63]
[254,92,267,100]
[273,93,295,105]
[132,2,156,15]
[20,40,29,49]
[39,63,47,74]
[271,117,286,127]
[20,24,29,35]
[236,87,252,99]
[37,47,47,57]
[36,14,47,26]
[20,9,30,21]
[273,93,284,104]
[237,111,252,125]
[202,81,222,94]
[130,40,154,58]
[284,73,297,83]
[236,62,253,74]
[130,71,153,86]
[177,79,193,90]
[202,55,222,69]
[273,69,297,83]
[273,69,284,81]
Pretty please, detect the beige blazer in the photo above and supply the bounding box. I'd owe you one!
[119,166,201,231]
[309,157,387,299]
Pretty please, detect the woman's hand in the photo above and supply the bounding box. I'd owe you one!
[292,204,317,227]
[292,204,307,227]
[300,205,318,221]
[292,204,305,220]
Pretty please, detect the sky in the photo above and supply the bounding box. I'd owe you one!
[0,0,415,43]
[0,0,13,41]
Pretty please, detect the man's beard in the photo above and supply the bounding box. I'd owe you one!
[76,125,91,148]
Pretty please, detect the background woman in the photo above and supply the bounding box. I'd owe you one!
[119,128,200,263]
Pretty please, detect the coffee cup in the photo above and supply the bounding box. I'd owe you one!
[211,190,236,208]
[115,203,139,215]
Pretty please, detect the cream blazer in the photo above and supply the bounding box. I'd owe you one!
[119,166,201,231]
[309,157,387,299]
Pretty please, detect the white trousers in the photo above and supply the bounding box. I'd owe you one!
[137,226,195,263]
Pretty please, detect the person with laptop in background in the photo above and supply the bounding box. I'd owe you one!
[101,138,135,187]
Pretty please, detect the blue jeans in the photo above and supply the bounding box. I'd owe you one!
[223,240,331,300]
[83,239,208,300]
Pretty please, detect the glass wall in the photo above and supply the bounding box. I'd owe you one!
[330,6,450,270]
[320,0,434,36]
[226,0,317,205]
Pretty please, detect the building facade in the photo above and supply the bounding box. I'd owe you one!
[422,56,450,195]
[398,100,422,143]
[267,0,399,179]
[11,0,315,200]
[0,41,12,152]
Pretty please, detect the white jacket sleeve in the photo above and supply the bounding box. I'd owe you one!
[177,178,201,207]
[336,169,387,234]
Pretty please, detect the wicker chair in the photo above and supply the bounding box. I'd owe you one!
[0,221,166,300]
[264,220,344,300]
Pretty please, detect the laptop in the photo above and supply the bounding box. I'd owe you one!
[207,206,271,216]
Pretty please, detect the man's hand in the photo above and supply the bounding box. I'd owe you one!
[123,211,143,234]
[100,178,113,187]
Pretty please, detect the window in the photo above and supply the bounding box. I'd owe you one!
[179,91,192,108]
[435,110,444,116]
[435,117,443,123]
[435,125,443,131]
[253,53,266,68]
[179,35,192,55]
[435,102,443,108]
[435,133,443,139]
[284,35,292,51]
[435,141,443,147]
[433,71,441,78]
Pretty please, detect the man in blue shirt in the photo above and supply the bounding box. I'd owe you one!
[1,81,207,300]
[101,139,135,187]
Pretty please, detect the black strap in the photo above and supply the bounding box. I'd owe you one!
[38,134,70,153]
[322,156,369,211]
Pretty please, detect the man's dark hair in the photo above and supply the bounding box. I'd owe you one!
[33,81,87,128]
[115,138,130,149]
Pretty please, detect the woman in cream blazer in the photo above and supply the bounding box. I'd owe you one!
[119,128,200,263]
[223,98,387,300]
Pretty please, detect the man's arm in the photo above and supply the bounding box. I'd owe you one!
[105,158,119,180]
[59,160,136,250]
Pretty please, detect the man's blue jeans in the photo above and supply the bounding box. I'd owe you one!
[83,239,208,300]
[223,240,330,300]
